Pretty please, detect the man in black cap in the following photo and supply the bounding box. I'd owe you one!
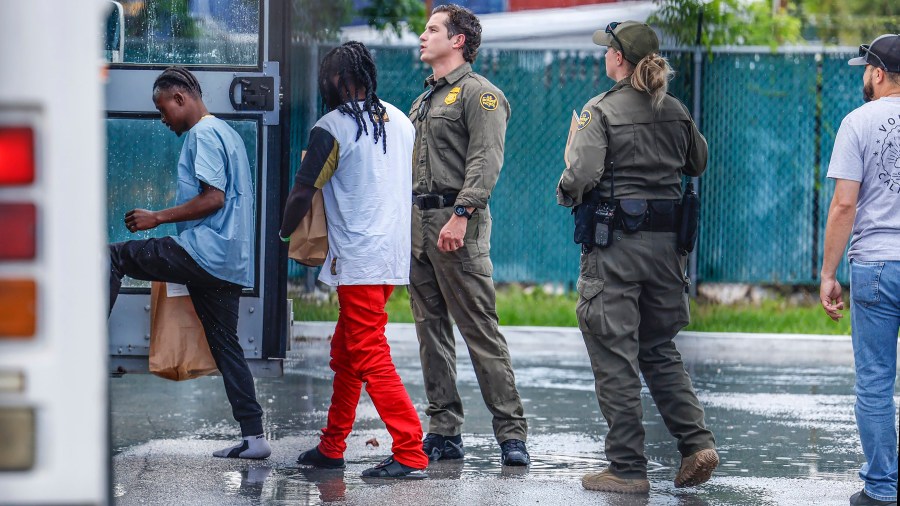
[820,33,900,506]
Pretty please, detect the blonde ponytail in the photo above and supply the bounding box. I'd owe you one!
[630,53,674,110]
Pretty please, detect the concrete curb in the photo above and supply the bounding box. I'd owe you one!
[292,322,863,366]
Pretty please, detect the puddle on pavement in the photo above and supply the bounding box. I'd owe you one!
[111,335,897,504]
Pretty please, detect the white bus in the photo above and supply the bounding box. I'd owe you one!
[0,1,108,503]
[0,1,291,502]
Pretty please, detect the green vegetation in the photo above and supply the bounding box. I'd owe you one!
[686,298,850,335]
[293,285,851,335]
[651,0,898,48]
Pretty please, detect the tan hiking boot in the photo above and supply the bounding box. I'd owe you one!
[582,469,650,494]
[674,448,719,488]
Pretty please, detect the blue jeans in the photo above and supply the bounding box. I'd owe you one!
[850,259,899,502]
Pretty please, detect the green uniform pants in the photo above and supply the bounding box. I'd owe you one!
[409,205,527,443]
[576,231,715,479]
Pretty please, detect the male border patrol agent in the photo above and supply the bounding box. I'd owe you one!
[409,3,529,466]
[557,22,717,493]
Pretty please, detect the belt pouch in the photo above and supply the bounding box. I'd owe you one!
[677,184,700,254]
[573,203,597,245]
[649,200,676,230]
[618,199,648,234]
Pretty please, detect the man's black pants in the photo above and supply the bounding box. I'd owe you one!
[109,237,264,436]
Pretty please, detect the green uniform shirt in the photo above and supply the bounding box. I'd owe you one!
[557,79,708,207]
[409,63,510,209]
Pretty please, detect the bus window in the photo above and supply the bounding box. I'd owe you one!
[113,0,260,65]
[106,118,258,289]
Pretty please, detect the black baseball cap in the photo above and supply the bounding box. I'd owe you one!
[848,34,900,72]
[593,21,659,65]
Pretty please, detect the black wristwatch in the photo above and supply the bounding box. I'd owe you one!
[453,205,473,220]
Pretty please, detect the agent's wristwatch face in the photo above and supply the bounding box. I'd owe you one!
[454,206,471,219]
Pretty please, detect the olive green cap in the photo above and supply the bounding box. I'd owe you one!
[592,21,659,65]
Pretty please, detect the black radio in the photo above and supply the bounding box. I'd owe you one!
[593,202,615,248]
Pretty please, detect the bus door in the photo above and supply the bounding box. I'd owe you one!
[104,0,290,377]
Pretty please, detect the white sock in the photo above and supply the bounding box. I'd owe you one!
[213,434,272,459]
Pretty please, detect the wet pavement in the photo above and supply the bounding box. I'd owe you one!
[110,324,899,505]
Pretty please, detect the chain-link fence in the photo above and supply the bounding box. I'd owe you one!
[287,44,863,288]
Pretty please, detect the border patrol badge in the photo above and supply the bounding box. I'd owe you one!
[577,110,592,130]
[444,87,461,105]
[480,92,499,111]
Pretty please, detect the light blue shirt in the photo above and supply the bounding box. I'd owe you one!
[172,117,255,287]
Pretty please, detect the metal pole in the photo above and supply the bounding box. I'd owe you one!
[689,45,702,298]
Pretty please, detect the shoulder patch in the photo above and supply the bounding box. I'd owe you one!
[577,110,592,130]
[480,92,499,111]
[444,87,461,105]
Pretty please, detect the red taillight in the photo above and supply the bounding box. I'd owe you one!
[0,127,35,185]
[0,203,36,260]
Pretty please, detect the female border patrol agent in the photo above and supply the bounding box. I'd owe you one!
[556,21,718,494]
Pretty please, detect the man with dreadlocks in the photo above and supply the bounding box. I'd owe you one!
[281,41,428,479]
[408,4,530,467]
[108,66,270,459]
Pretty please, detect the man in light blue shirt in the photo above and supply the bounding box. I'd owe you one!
[108,66,269,459]
[173,109,255,288]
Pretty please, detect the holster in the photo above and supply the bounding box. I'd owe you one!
[677,181,700,255]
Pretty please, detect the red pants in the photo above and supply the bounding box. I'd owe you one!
[317,285,428,469]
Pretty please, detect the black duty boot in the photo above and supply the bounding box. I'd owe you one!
[296,446,345,469]
[361,456,427,480]
[422,433,464,461]
[500,439,530,466]
[850,490,897,506]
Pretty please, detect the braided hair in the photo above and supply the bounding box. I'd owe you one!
[153,66,203,99]
[319,41,388,153]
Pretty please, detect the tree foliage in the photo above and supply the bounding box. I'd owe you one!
[649,0,802,48]
[292,0,425,43]
[292,0,354,43]
[359,0,427,39]
[799,0,899,45]
[650,0,898,48]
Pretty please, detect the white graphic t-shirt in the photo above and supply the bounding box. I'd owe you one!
[827,96,900,261]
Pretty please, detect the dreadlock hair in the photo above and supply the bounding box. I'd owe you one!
[153,66,203,99]
[318,41,388,153]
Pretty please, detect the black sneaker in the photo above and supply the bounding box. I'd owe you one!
[296,446,345,469]
[361,456,427,480]
[500,439,530,466]
[850,489,897,506]
[422,433,464,461]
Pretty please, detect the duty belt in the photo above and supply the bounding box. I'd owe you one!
[412,192,458,209]
[602,199,682,233]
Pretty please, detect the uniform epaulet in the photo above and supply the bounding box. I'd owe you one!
[591,91,610,105]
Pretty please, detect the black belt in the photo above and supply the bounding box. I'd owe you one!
[602,199,682,233]
[413,192,458,209]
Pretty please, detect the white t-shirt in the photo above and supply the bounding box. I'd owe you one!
[296,100,414,286]
[827,97,900,261]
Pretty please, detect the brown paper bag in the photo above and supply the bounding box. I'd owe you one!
[288,151,328,266]
[288,188,328,266]
[148,282,218,381]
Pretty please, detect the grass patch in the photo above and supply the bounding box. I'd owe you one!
[292,285,851,335]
